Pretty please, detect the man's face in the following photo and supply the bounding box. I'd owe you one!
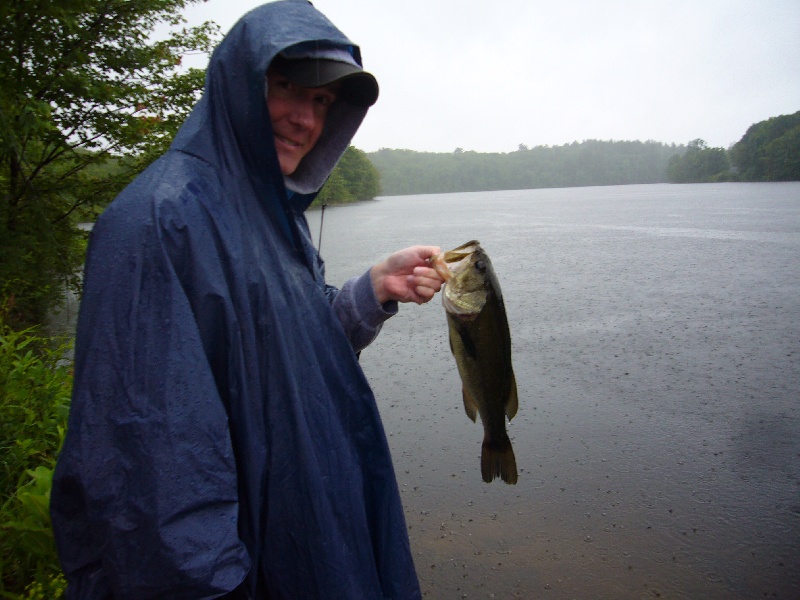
[266,69,339,176]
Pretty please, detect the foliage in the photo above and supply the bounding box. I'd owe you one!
[0,0,219,328]
[666,138,731,183]
[316,146,382,206]
[762,125,800,181]
[0,319,72,596]
[2,467,67,599]
[368,140,685,196]
[729,111,800,181]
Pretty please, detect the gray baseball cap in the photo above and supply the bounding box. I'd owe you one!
[270,54,379,107]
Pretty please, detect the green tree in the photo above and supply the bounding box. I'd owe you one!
[316,146,381,205]
[729,111,800,181]
[0,0,219,328]
[763,124,800,180]
[666,138,729,183]
[338,146,380,200]
[316,167,352,204]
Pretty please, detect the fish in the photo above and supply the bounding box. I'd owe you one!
[431,240,518,484]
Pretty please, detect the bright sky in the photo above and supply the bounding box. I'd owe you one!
[179,0,800,153]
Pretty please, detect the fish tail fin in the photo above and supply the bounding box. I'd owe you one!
[481,434,518,484]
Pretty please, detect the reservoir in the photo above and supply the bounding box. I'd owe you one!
[307,182,800,599]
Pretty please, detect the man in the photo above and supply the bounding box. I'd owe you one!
[51,1,442,598]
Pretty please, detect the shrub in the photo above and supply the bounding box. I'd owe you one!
[0,319,71,597]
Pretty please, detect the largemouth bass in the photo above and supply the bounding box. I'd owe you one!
[432,240,518,484]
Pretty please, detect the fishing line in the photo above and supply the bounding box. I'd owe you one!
[318,203,327,250]
[313,41,327,252]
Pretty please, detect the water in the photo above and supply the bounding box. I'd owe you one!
[307,183,800,599]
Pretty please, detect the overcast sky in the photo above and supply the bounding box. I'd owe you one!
[178,0,800,153]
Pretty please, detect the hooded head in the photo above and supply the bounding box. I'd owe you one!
[171,0,377,196]
[266,44,378,190]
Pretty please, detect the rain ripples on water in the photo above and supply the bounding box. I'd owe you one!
[311,182,800,599]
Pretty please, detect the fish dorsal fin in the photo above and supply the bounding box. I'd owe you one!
[462,386,478,423]
[505,370,518,421]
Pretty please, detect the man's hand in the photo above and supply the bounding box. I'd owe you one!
[370,246,445,305]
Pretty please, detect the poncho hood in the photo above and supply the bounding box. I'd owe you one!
[173,0,371,197]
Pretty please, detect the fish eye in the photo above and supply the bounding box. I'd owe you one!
[475,260,486,271]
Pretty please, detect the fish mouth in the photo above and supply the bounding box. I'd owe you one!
[443,240,480,264]
[431,240,481,281]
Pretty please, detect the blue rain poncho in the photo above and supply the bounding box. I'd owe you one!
[50,1,421,598]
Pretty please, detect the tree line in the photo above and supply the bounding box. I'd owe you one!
[666,111,800,183]
[369,140,685,196]
[368,111,800,195]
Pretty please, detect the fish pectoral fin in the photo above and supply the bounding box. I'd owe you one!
[505,370,518,421]
[462,387,478,423]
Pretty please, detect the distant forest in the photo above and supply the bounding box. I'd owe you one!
[369,140,684,196]
[669,111,800,184]
[367,111,800,196]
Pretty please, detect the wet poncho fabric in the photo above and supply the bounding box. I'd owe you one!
[50,2,421,598]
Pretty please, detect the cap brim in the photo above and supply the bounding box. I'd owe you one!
[271,56,379,107]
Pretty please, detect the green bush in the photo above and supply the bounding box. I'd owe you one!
[0,319,71,598]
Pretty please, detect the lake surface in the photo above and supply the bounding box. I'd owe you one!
[307,183,800,599]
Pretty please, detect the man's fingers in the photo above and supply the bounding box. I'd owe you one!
[413,265,445,282]
[410,272,443,292]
